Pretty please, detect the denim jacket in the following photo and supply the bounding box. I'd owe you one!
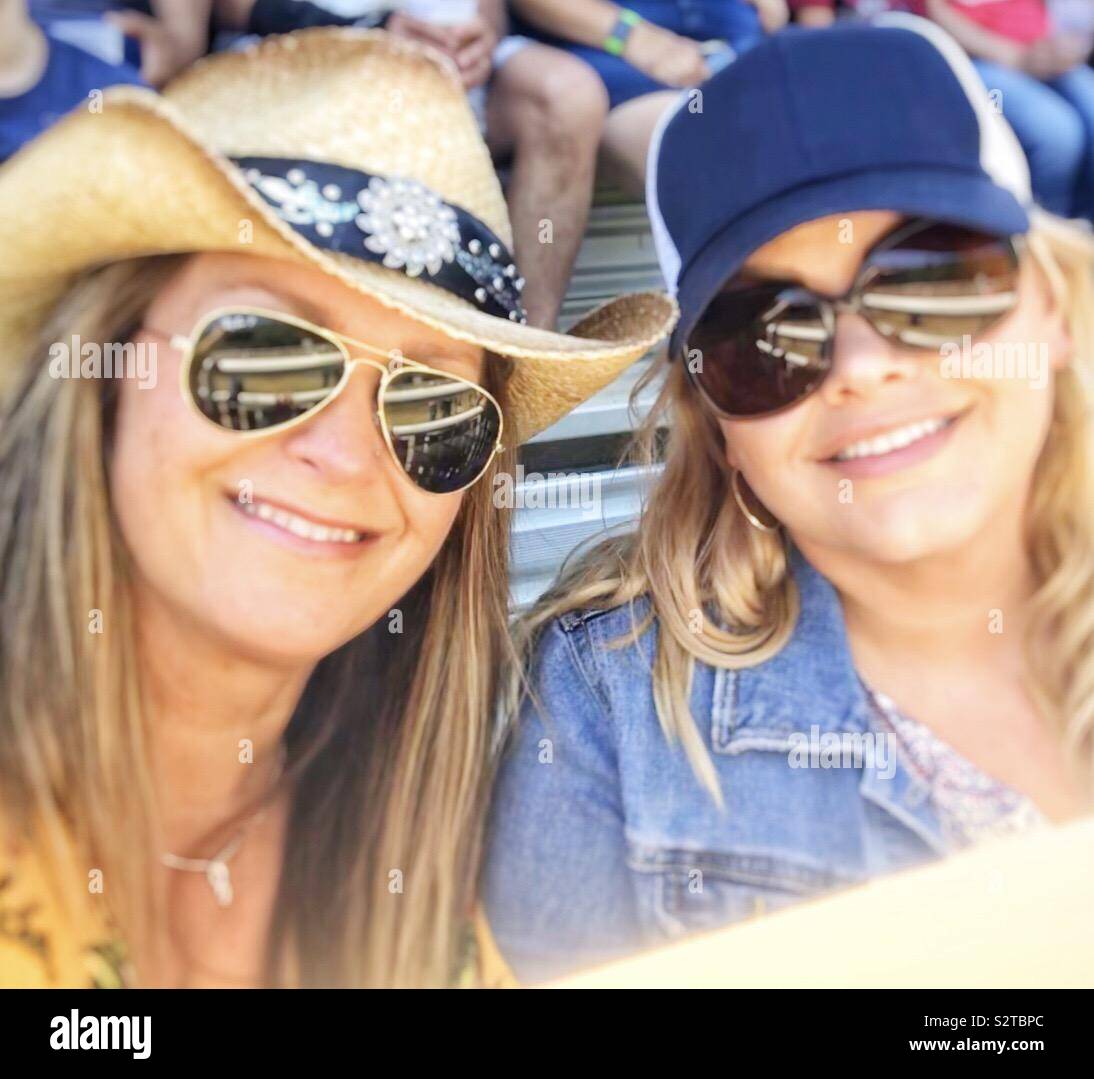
[483,549,950,984]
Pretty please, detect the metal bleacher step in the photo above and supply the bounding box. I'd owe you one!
[509,464,660,609]
[510,189,669,608]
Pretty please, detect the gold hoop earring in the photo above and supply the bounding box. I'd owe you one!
[732,469,779,533]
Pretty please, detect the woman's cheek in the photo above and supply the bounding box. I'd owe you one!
[108,352,221,564]
[719,414,803,493]
[988,375,1056,471]
[412,490,464,557]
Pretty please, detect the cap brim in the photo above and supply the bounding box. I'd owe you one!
[670,167,1030,357]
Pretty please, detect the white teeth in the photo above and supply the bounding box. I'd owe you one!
[834,417,951,462]
[238,499,363,544]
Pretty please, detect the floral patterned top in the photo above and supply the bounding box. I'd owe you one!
[0,833,130,988]
[0,827,516,988]
[864,682,1045,849]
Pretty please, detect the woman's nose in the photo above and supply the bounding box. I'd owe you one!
[818,310,922,406]
[280,364,390,483]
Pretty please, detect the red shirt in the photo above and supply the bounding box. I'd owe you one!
[908,0,1050,42]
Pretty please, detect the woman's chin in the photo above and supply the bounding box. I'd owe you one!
[804,483,993,565]
[200,598,378,668]
[850,510,990,565]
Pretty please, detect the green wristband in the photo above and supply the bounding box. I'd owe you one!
[604,8,641,57]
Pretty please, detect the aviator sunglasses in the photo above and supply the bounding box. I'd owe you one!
[685,218,1024,419]
[154,307,504,495]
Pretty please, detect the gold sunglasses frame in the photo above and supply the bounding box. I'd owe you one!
[168,306,505,496]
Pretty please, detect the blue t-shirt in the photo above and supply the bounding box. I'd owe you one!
[0,24,144,163]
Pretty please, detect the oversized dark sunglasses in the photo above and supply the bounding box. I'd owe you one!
[685,218,1023,419]
[155,307,503,495]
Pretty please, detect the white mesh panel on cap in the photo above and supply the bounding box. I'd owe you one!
[875,12,1032,204]
[645,88,690,295]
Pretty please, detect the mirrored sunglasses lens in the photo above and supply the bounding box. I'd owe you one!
[690,285,831,416]
[381,369,500,494]
[861,226,1020,348]
[188,312,345,431]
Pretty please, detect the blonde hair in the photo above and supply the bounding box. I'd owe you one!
[0,256,516,987]
[515,213,1094,802]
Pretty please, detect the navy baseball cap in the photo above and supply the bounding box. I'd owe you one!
[647,15,1033,358]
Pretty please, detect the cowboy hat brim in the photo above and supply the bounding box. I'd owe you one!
[0,77,676,443]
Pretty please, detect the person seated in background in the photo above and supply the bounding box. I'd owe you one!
[1,0,145,161]
[391,1,613,331]
[510,0,789,197]
[214,0,605,330]
[789,0,904,28]
[796,0,1094,219]
[919,0,1094,221]
[30,1,211,87]
[1048,0,1094,52]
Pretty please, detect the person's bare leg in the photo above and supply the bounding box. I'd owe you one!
[487,44,608,329]
[0,0,47,98]
[600,89,680,199]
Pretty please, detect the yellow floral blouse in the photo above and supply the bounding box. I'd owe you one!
[0,836,129,988]
[0,834,516,989]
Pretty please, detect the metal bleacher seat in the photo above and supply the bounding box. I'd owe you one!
[510,188,669,608]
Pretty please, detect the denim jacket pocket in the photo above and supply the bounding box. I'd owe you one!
[626,839,854,940]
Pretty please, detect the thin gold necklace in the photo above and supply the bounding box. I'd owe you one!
[160,745,288,908]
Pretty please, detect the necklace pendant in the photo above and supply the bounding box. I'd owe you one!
[206,860,234,908]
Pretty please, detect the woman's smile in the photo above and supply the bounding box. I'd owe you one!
[817,407,970,479]
[225,491,382,559]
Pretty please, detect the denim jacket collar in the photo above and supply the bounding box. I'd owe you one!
[724,547,869,737]
[727,546,947,856]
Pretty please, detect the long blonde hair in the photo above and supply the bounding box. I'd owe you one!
[0,256,516,987]
[515,214,1094,800]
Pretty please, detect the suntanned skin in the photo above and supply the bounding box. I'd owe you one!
[514,0,790,200]
[486,43,609,327]
[104,0,213,86]
[386,0,610,328]
[795,4,836,29]
[0,0,47,98]
[0,0,211,92]
[112,253,485,986]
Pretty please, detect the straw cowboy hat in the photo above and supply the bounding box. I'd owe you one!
[0,28,676,442]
